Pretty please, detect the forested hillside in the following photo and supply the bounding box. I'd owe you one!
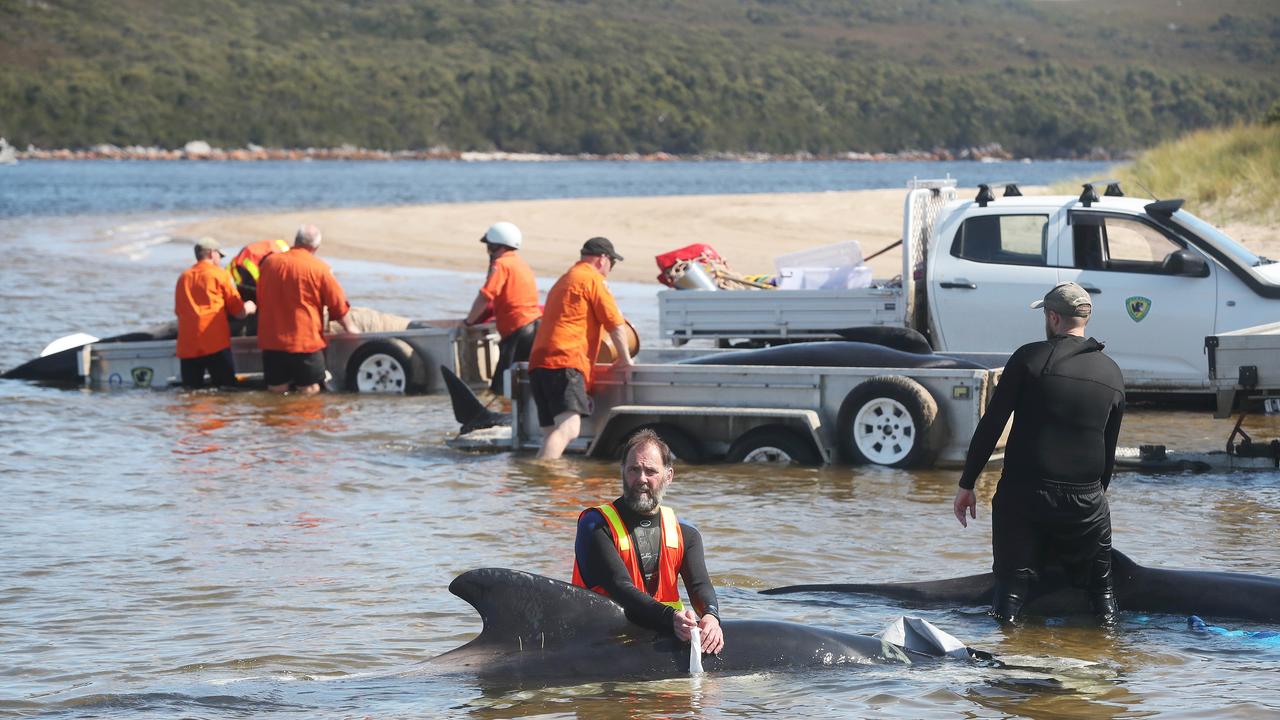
[1,0,1277,156]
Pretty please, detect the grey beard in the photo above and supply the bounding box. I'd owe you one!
[623,485,662,514]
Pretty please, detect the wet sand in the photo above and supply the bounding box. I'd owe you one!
[178,190,1280,284]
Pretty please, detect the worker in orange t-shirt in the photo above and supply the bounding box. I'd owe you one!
[175,237,256,388]
[255,225,358,395]
[463,222,542,394]
[528,237,634,460]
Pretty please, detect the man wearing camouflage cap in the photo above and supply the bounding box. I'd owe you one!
[952,281,1125,625]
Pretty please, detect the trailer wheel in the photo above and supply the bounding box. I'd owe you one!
[836,376,942,468]
[726,426,822,466]
[620,423,706,465]
[346,339,427,394]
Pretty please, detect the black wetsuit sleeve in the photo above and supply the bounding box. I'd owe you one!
[958,348,1027,490]
[678,523,720,621]
[576,517,676,631]
[1100,398,1124,491]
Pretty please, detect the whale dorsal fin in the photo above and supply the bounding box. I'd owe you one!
[449,568,637,650]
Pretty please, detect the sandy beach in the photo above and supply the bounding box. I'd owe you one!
[177,190,1279,285]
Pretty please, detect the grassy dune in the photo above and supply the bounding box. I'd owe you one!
[1058,121,1280,227]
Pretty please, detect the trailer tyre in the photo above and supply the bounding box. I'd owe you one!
[837,375,943,468]
[346,339,427,394]
[726,426,822,466]
[620,423,706,465]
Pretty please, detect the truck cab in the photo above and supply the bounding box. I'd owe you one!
[927,183,1280,392]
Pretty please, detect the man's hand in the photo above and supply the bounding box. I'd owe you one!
[697,614,724,655]
[953,487,977,527]
[612,352,635,369]
[672,608,698,642]
[242,300,257,316]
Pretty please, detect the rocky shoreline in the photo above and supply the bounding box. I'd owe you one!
[9,139,1123,163]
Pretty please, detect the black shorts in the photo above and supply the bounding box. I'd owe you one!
[180,348,237,388]
[491,319,540,394]
[262,349,327,388]
[991,479,1112,589]
[529,367,591,427]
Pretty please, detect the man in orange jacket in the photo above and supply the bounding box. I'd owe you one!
[229,238,291,302]
[256,225,358,394]
[175,237,256,388]
[571,428,724,655]
[463,221,542,394]
[527,237,634,459]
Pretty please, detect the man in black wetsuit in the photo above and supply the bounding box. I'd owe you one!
[571,428,725,655]
[952,281,1125,625]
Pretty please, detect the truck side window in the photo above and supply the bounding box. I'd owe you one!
[951,214,1048,266]
[1097,216,1186,274]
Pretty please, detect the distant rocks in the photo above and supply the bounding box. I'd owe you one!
[12,140,1115,162]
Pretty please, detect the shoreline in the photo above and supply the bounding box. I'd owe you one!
[174,189,1280,287]
[9,141,1121,163]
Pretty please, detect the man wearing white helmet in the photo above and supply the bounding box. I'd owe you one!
[464,221,542,394]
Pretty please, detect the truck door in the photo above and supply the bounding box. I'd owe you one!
[929,211,1060,352]
[1059,211,1217,389]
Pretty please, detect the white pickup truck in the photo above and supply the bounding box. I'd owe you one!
[659,179,1280,393]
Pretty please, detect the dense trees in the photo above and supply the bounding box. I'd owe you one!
[1,0,1276,156]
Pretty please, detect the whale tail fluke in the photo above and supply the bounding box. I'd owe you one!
[442,365,507,433]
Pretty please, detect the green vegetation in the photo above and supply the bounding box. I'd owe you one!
[1,0,1278,156]
[1107,122,1280,226]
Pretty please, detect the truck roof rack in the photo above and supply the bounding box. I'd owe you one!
[974,182,1022,207]
[1079,179,1125,207]
[1079,182,1100,207]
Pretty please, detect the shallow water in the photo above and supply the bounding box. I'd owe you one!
[2,166,1279,718]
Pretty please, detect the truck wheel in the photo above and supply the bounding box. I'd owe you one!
[836,376,943,468]
[345,339,427,394]
[620,423,706,465]
[726,426,822,466]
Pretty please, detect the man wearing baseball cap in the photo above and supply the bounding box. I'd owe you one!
[464,221,542,395]
[527,236,633,460]
[952,281,1126,625]
[175,237,256,388]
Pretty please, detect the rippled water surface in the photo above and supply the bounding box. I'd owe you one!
[2,163,1279,718]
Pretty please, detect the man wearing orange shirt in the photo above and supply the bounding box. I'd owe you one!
[175,237,256,389]
[256,225,358,395]
[463,221,542,394]
[528,237,634,460]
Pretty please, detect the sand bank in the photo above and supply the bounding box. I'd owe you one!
[177,190,1279,286]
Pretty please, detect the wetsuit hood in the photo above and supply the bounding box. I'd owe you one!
[1040,335,1104,375]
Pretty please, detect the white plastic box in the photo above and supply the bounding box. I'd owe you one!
[774,241,871,290]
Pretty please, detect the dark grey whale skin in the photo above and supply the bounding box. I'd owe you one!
[677,341,990,370]
[762,550,1280,623]
[427,568,923,688]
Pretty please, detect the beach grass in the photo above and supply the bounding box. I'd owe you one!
[1057,122,1280,226]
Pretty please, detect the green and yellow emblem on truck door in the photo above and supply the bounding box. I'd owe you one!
[1126,296,1152,323]
[131,366,155,387]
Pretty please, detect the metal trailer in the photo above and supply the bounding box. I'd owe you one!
[506,357,1005,468]
[77,323,499,393]
[658,179,956,345]
[1200,321,1280,467]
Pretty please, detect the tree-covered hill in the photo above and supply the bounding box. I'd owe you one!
[1,0,1277,156]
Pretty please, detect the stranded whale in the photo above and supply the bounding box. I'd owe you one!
[761,550,1280,624]
[427,568,984,687]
